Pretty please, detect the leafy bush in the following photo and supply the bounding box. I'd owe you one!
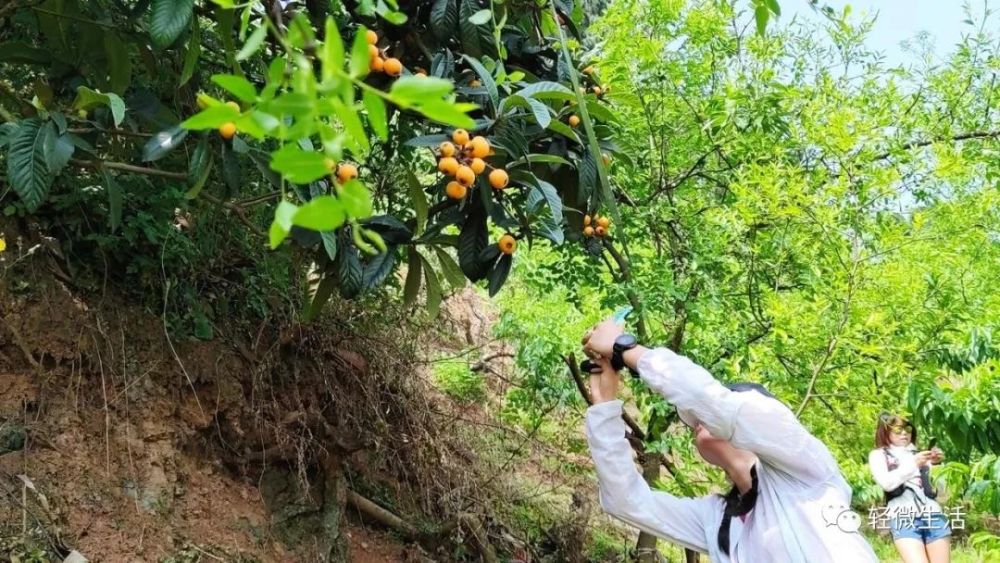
[433,359,485,402]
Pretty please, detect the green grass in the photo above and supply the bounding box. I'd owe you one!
[432,359,485,403]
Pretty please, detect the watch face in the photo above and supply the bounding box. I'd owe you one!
[616,334,637,348]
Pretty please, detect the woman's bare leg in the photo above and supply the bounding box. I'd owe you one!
[925,537,950,563]
[894,538,930,563]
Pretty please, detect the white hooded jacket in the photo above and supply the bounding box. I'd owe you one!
[585,347,878,562]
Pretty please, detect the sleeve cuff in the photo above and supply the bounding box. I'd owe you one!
[586,399,624,419]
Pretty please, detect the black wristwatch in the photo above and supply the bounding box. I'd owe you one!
[611,334,638,372]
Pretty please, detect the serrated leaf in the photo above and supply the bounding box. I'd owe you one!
[434,246,466,288]
[320,230,338,260]
[459,0,485,57]
[363,246,397,290]
[304,269,338,321]
[6,118,52,211]
[237,23,268,61]
[338,239,364,298]
[406,170,429,234]
[212,74,257,103]
[101,169,123,232]
[363,90,388,141]
[517,81,574,100]
[420,254,443,317]
[42,124,74,175]
[458,203,489,281]
[362,215,412,244]
[142,125,188,162]
[403,134,449,147]
[221,142,241,195]
[509,153,570,168]
[430,0,458,41]
[430,49,455,77]
[294,195,347,231]
[150,0,194,49]
[487,254,512,297]
[403,248,422,305]
[461,55,498,113]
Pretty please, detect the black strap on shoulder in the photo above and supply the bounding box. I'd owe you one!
[718,464,759,556]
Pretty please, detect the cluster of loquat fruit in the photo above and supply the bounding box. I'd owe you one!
[366,29,405,77]
[436,129,509,200]
[582,213,611,238]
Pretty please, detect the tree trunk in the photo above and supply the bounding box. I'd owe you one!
[634,449,661,562]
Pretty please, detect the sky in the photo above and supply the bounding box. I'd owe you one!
[779,1,989,67]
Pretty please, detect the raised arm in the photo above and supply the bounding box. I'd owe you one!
[630,347,838,483]
[586,399,718,554]
[868,449,918,491]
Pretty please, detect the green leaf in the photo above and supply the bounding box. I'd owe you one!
[755,4,770,35]
[390,76,455,103]
[403,248,422,305]
[6,118,53,211]
[509,154,571,168]
[434,246,466,288]
[585,99,618,123]
[406,170,428,234]
[42,124,74,175]
[546,118,579,142]
[100,169,123,232]
[502,95,552,128]
[0,42,52,65]
[270,144,330,184]
[531,179,562,223]
[461,55,498,113]
[179,19,201,87]
[416,100,476,129]
[181,105,241,130]
[320,231,338,260]
[459,0,493,57]
[331,99,370,155]
[269,200,299,249]
[363,246,398,290]
[142,125,188,162]
[363,90,388,141]
[221,142,241,195]
[430,0,458,41]
[350,28,371,78]
[237,23,268,61]
[376,1,408,24]
[420,254,443,317]
[304,269,338,321]
[468,9,492,25]
[403,134,449,147]
[104,33,132,94]
[487,254,512,297]
[517,81,574,100]
[212,74,257,103]
[185,137,213,199]
[150,0,195,49]
[72,87,126,127]
[458,203,489,281]
[766,0,781,16]
[320,17,345,81]
[338,240,364,298]
[294,195,347,231]
[339,180,373,218]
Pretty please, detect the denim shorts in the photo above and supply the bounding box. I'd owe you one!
[890,512,951,543]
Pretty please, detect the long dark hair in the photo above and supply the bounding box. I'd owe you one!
[716,382,775,555]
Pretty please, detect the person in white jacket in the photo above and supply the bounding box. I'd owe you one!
[581,319,877,562]
[867,413,950,563]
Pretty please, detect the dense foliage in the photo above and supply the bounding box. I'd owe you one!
[1,0,998,559]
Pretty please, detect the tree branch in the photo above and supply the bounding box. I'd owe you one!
[873,130,1000,162]
[71,159,187,180]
